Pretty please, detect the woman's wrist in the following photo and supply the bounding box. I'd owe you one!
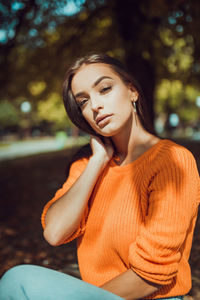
[89,154,111,170]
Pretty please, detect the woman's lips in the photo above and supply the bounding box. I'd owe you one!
[95,114,113,128]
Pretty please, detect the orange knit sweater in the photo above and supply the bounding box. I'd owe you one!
[41,139,200,299]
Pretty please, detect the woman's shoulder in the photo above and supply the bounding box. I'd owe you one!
[153,139,199,177]
[160,139,197,162]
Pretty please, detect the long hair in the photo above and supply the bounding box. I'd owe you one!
[63,53,156,137]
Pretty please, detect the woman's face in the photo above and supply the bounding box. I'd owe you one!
[71,63,138,137]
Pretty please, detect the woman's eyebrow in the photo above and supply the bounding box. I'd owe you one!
[92,76,113,87]
[74,91,87,99]
[74,76,113,99]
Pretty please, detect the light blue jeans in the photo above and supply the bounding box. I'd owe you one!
[0,264,183,300]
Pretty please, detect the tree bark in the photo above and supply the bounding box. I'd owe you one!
[112,0,156,123]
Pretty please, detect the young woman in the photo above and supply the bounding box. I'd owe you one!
[0,54,199,300]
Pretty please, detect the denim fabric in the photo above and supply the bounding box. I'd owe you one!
[0,264,184,300]
[0,264,122,300]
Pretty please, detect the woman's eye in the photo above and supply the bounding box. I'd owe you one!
[79,99,88,107]
[100,86,112,94]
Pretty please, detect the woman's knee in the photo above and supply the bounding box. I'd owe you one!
[0,265,34,299]
[2,264,33,282]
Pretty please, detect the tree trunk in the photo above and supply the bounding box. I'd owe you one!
[113,0,155,124]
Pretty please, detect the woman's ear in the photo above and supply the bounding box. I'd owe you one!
[128,84,139,102]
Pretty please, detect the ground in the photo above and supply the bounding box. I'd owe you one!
[0,139,199,299]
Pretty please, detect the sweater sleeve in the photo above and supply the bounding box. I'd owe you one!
[41,157,89,243]
[128,147,200,285]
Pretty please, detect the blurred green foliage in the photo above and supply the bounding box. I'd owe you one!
[37,93,71,131]
[156,80,200,122]
[0,101,20,127]
[0,0,200,136]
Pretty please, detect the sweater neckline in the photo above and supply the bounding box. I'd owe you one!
[109,138,169,172]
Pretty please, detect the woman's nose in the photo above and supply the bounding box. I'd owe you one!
[91,97,103,111]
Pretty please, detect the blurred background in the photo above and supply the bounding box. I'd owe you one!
[0,0,199,299]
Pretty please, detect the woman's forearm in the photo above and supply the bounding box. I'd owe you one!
[101,269,161,300]
[43,155,107,246]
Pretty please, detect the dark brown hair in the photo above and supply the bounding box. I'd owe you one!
[63,53,156,136]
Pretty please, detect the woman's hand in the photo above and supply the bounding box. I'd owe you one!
[90,135,114,166]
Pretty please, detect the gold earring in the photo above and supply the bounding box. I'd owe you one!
[132,102,138,126]
[133,101,137,113]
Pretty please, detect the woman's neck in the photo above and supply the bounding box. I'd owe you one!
[111,121,158,165]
